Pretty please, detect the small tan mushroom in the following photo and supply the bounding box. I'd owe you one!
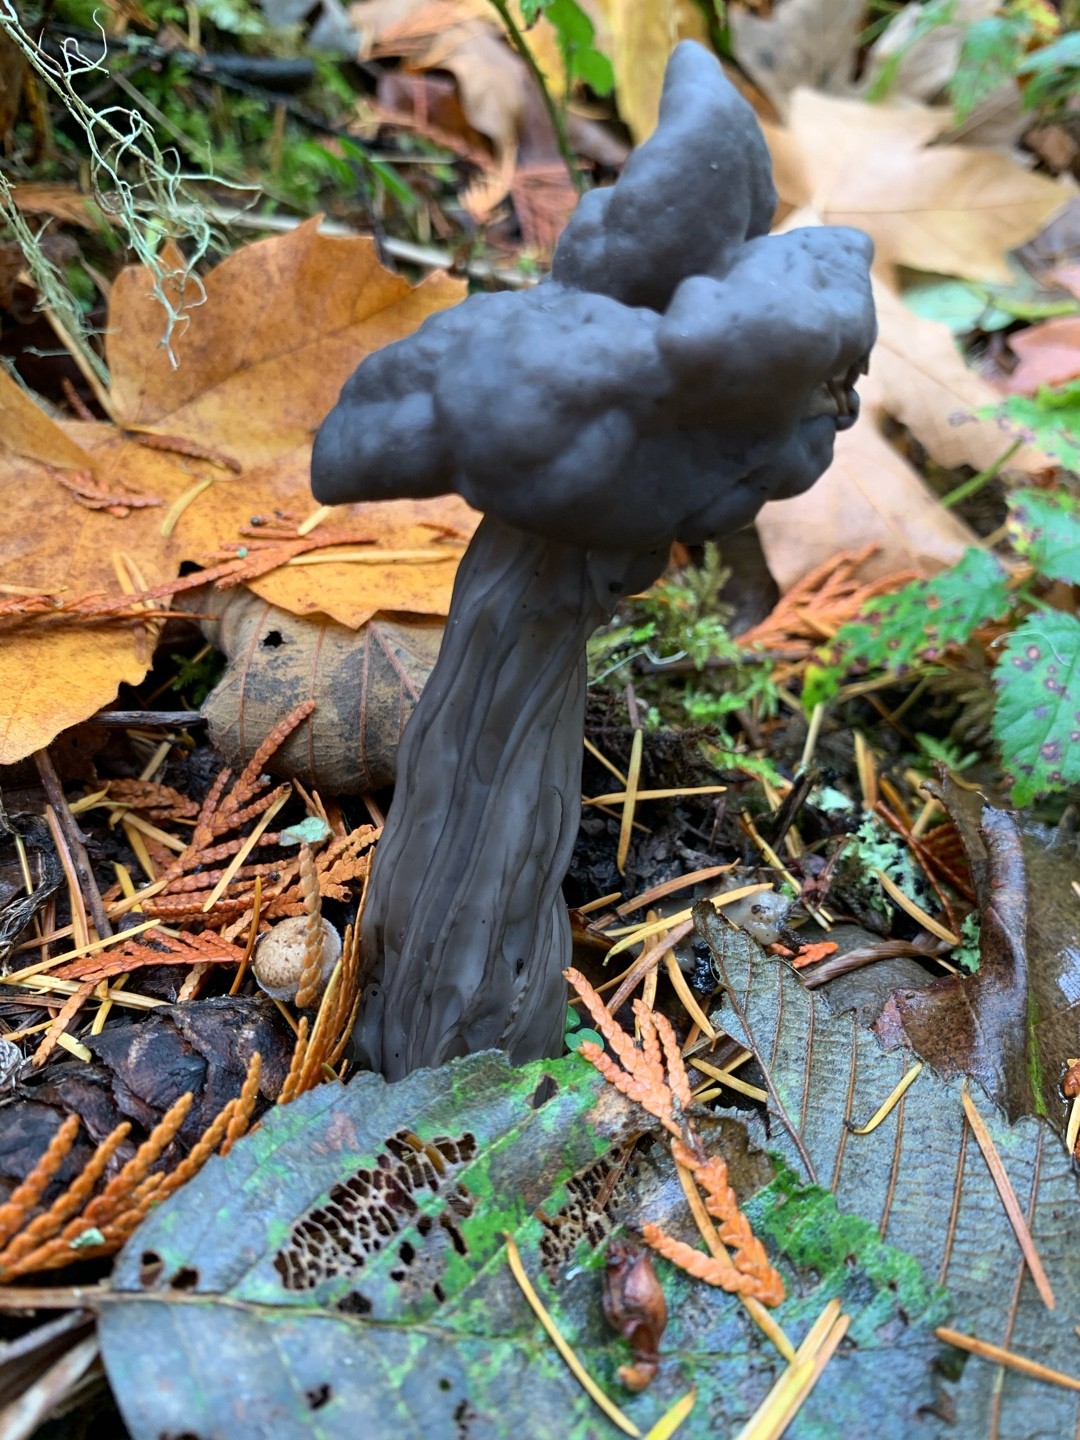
[253,916,341,1006]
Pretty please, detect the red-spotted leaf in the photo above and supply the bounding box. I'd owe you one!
[993,609,1080,804]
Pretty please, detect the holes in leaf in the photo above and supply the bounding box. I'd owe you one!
[538,1142,638,1279]
[274,1130,477,1291]
[336,1290,372,1316]
[262,630,284,648]
[438,1378,453,1393]
[169,1266,199,1291]
[305,1383,332,1411]
[139,1251,164,1286]
[526,1076,558,1111]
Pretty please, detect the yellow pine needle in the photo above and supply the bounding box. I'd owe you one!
[605,883,774,957]
[663,951,716,1041]
[617,729,644,876]
[643,1387,696,1439]
[11,974,163,1009]
[691,1057,769,1104]
[961,1085,1055,1310]
[121,818,157,881]
[584,736,629,787]
[936,1327,1080,1391]
[296,503,334,535]
[161,477,214,537]
[107,809,186,853]
[0,918,162,987]
[503,1232,640,1437]
[617,864,736,917]
[854,731,877,810]
[848,1063,923,1135]
[201,789,290,913]
[1066,1090,1080,1159]
[54,1033,92,1062]
[586,785,727,806]
[873,870,960,946]
[577,891,622,915]
[230,875,263,997]
[734,1298,845,1440]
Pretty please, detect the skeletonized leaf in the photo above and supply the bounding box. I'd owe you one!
[99,1050,948,1438]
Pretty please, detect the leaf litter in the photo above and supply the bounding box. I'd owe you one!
[4,7,1080,1438]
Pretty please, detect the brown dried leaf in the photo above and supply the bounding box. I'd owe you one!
[195,586,444,794]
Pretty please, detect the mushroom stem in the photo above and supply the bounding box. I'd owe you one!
[355,515,664,1079]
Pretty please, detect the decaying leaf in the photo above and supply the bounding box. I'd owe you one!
[0,223,469,763]
[757,404,978,590]
[193,584,443,794]
[765,90,1067,282]
[98,1049,948,1438]
[601,0,708,142]
[698,900,1080,1439]
[1004,314,1080,394]
[728,0,862,118]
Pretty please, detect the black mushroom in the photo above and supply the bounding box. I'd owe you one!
[311,40,877,1081]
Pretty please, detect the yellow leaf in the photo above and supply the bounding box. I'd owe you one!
[0,626,148,764]
[766,90,1067,282]
[757,413,978,593]
[0,224,468,762]
[601,0,707,142]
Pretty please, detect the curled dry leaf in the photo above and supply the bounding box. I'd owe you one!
[602,1240,667,1392]
[193,584,443,794]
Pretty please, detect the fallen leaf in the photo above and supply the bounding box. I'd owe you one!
[0,223,467,763]
[194,585,445,794]
[99,1050,947,1437]
[9,182,105,229]
[868,276,1050,471]
[601,0,708,142]
[766,90,1068,282]
[728,0,862,118]
[698,902,1080,1440]
[757,408,978,591]
[1003,314,1080,394]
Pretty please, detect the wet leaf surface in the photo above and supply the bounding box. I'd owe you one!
[699,902,1080,1440]
[98,1050,947,1438]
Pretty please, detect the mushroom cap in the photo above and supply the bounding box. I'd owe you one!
[253,915,342,1004]
[312,42,876,554]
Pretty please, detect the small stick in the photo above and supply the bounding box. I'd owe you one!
[43,808,89,953]
[35,750,112,940]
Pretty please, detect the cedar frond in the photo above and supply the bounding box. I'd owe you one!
[277,1016,310,1106]
[294,844,324,1010]
[31,982,94,1068]
[631,1001,666,1092]
[652,1010,693,1112]
[0,1114,80,1250]
[640,1224,766,1298]
[565,967,645,1076]
[220,1052,262,1157]
[0,1123,130,1267]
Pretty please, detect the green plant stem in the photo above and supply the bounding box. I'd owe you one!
[939,437,1023,509]
[487,0,584,195]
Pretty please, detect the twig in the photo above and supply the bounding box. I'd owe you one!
[34,750,112,939]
